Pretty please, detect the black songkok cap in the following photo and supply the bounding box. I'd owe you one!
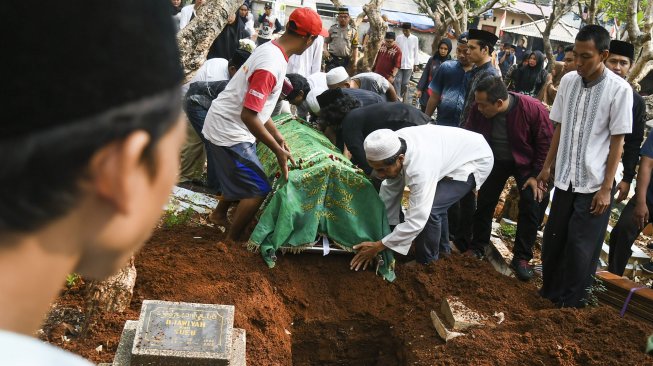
[338,7,349,14]
[469,28,499,46]
[3,0,183,139]
[385,32,396,40]
[610,40,635,60]
[264,3,273,9]
[401,22,412,30]
[317,88,345,109]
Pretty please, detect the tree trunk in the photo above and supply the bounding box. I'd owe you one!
[361,0,387,71]
[177,0,244,82]
[539,0,580,71]
[628,51,653,90]
[625,0,653,90]
[82,257,137,336]
[587,0,598,25]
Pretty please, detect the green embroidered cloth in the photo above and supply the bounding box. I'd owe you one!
[248,114,396,281]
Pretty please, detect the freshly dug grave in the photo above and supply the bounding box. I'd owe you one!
[44,224,653,365]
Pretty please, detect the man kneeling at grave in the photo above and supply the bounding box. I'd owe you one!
[0,0,185,364]
[350,126,494,269]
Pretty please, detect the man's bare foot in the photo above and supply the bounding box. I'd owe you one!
[208,210,230,229]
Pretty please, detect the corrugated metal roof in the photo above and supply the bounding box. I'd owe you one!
[502,19,578,44]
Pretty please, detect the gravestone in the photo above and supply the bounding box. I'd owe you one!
[111,300,245,366]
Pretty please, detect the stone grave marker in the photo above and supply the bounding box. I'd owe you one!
[111,300,245,366]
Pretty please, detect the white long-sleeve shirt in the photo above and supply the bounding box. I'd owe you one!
[287,36,324,77]
[379,125,494,255]
[395,33,420,69]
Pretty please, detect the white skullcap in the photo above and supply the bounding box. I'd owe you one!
[326,66,349,86]
[306,87,326,115]
[364,129,401,161]
[238,38,256,53]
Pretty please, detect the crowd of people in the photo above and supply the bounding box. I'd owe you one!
[2,0,653,364]
[175,1,653,302]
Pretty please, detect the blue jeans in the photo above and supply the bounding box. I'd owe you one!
[184,103,221,193]
[415,174,475,264]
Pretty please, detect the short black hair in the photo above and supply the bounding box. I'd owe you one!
[0,88,180,236]
[564,44,574,53]
[286,73,310,102]
[319,94,361,128]
[472,39,492,54]
[576,24,611,52]
[475,76,509,104]
[228,49,251,70]
[382,138,407,165]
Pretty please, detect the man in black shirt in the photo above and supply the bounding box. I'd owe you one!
[341,103,430,174]
[604,40,647,275]
[317,88,384,150]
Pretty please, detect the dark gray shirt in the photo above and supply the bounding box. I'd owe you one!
[490,94,516,161]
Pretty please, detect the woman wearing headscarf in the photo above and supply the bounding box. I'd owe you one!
[238,3,255,39]
[416,38,452,112]
[505,50,531,89]
[206,10,248,60]
[537,61,565,106]
[512,50,548,97]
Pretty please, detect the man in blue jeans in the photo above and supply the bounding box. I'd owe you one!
[349,126,494,270]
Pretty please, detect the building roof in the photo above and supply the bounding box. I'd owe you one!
[494,1,552,17]
[502,19,578,44]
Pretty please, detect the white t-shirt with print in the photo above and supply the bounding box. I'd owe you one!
[550,69,633,193]
[202,41,288,147]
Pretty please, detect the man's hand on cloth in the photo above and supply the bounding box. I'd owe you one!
[350,240,385,271]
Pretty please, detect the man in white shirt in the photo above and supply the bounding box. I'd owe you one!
[203,7,327,241]
[350,126,494,269]
[536,25,633,308]
[179,0,204,29]
[287,35,324,77]
[394,22,420,103]
[1,1,185,364]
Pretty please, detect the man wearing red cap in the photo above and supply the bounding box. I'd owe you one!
[202,7,328,242]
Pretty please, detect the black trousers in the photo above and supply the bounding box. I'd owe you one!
[607,196,653,276]
[540,185,613,308]
[449,190,476,252]
[325,54,350,72]
[469,160,541,261]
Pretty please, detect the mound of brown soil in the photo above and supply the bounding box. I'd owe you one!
[45,225,653,365]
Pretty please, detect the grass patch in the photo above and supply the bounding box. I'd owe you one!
[161,207,195,228]
[583,276,607,307]
[499,222,517,239]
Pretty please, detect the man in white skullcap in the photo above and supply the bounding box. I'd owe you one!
[350,125,494,269]
[326,66,350,88]
[327,67,398,101]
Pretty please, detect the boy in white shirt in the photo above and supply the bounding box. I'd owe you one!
[536,25,633,308]
[203,7,327,241]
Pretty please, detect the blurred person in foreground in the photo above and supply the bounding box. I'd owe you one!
[0,0,185,364]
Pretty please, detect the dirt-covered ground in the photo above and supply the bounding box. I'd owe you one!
[42,220,653,365]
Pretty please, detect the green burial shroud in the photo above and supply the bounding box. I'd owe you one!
[248,114,396,281]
